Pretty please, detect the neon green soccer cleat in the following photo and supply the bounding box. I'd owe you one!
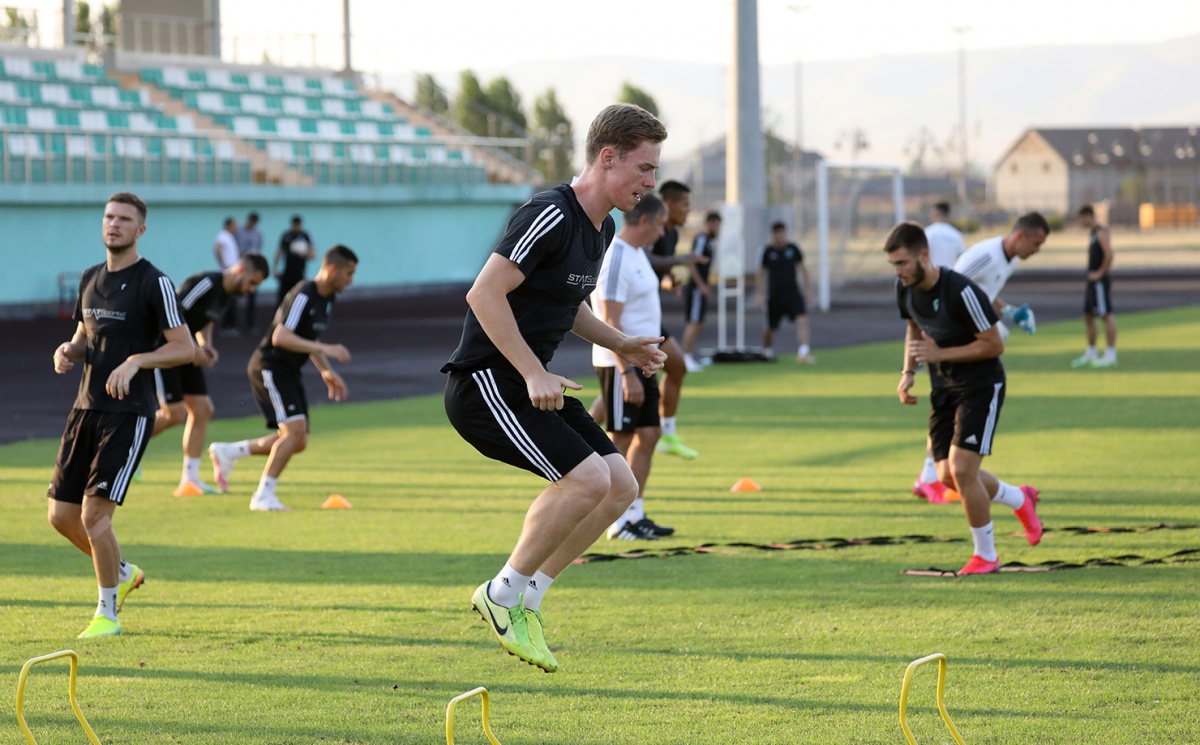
[78,615,121,638]
[656,434,698,459]
[117,563,144,612]
[525,607,559,673]
[471,582,543,671]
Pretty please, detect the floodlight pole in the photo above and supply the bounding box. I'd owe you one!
[953,26,971,212]
[787,4,810,238]
[342,0,352,71]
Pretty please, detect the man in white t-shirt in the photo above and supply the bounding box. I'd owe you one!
[909,212,1050,503]
[591,194,671,541]
[924,201,966,269]
[213,217,241,333]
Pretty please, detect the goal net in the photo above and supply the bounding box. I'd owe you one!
[814,161,905,310]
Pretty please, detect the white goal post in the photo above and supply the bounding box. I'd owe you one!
[815,161,905,311]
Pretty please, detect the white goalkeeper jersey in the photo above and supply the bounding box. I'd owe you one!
[953,236,1015,302]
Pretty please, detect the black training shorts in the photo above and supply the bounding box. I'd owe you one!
[683,284,708,324]
[766,293,806,330]
[444,366,618,482]
[928,381,1005,461]
[249,364,308,430]
[154,364,208,406]
[48,408,150,506]
[1084,276,1114,317]
[596,366,661,434]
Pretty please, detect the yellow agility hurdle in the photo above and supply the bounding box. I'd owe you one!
[15,650,103,745]
[446,686,502,745]
[899,653,966,745]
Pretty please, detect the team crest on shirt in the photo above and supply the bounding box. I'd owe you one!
[933,299,940,312]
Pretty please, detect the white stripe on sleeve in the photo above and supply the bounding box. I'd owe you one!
[179,276,213,310]
[510,205,564,264]
[159,276,184,328]
[283,293,309,330]
[961,287,992,332]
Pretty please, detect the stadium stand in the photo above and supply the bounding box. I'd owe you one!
[0,49,497,187]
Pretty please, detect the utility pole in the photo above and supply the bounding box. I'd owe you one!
[787,4,810,238]
[342,0,352,72]
[952,26,972,212]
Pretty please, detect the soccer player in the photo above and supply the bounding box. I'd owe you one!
[924,201,966,269]
[48,192,195,638]
[148,254,270,497]
[680,211,720,371]
[1072,205,1118,368]
[207,246,357,512]
[910,212,1049,502]
[755,221,814,363]
[443,104,668,673]
[886,222,1042,575]
[592,194,671,540]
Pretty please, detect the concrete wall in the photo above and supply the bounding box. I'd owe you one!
[0,181,533,315]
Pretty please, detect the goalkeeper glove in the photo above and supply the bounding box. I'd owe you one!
[1003,303,1036,334]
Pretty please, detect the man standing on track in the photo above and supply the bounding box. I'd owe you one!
[756,221,814,363]
[885,222,1043,575]
[1072,204,1118,368]
[207,246,357,512]
[48,191,194,637]
[680,210,720,372]
[443,104,667,673]
[147,254,269,497]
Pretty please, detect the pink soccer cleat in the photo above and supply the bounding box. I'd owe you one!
[1013,486,1043,546]
[915,481,950,504]
[958,555,1000,575]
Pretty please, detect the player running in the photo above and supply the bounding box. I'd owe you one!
[207,246,357,511]
[147,255,269,496]
[886,222,1043,575]
[48,192,195,637]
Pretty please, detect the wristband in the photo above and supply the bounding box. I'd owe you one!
[901,369,916,375]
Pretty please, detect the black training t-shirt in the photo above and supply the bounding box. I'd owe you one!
[897,269,1004,389]
[761,242,804,298]
[175,270,233,333]
[278,229,313,286]
[74,258,185,416]
[442,184,615,374]
[689,233,715,285]
[252,279,335,372]
[1087,229,1105,274]
[650,226,680,280]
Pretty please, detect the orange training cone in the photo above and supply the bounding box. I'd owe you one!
[321,494,352,509]
[730,478,762,493]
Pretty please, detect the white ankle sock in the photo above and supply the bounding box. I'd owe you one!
[97,586,118,621]
[232,440,252,458]
[970,522,997,562]
[919,457,939,484]
[799,344,810,356]
[1083,345,1097,358]
[991,480,1025,510]
[661,417,677,437]
[118,560,132,584]
[523,571,555,611]
[1103,347,1117,360]
[489,562,531,608]
[254,475,278,499]
[183,456,201,483]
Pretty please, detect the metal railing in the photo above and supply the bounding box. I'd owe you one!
[0,126,532,187]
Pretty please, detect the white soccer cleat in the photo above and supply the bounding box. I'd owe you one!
[208,442,237,493]
[249,493,291,512]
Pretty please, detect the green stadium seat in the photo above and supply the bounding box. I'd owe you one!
[187,70,207,85]
[33,61,56,78]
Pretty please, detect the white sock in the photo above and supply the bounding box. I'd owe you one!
[97,586,118,622]
[1083,345,1097,359]
[254,475,278,499]
[183,456,201,483]
[799,344,810,356]
[919,457,939,484]
[231,440,252,458]
[661,416,677,437]
[523,571,555,611]
[991,480,1025,510]
[118,560,132,584]
[970,522,997,562]
[488,562,531,608]
[1103,347,1117,360]
[620,497,645,525]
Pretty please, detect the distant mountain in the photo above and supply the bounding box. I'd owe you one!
[389,34,1200,171]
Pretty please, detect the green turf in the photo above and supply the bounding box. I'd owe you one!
[2,307,1198,744]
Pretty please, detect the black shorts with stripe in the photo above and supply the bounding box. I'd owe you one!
[154,364,208,406]
[1084,276,1114,316]
[683,283,708,323]
[249,363,308,430]
[444,366,618,482]
[48,408,150,506]
[596,366,661,433]
[928,381,1006,461]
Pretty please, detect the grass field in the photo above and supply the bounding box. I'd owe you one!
[2,307,1198,744]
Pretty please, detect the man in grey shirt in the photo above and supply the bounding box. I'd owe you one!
[236,212,264,332]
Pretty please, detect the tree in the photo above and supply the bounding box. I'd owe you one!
[533,88,574,183]
[453,70,490,137]
[484,77,526,137]
[1,8,36,45]
[618,82,659,118]
[98,4,118,40]
[415,73,449,117]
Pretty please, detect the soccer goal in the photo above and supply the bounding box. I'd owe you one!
[814,161,906,311]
